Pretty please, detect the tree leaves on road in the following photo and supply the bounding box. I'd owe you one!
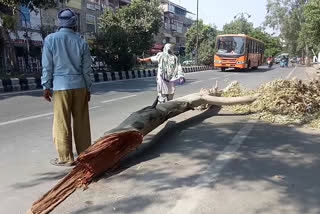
[223,79,320,128]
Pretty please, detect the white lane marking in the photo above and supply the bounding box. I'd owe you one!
[210,74,234,80]
[189,74,233,85]
[0,105,101,127]
[89,106,101,110]
[100,94,137,104]
[190,80,203,84]
[94,76,155,85]
[0,112,54,126]
[286,66,297,79]
[167,122,256,214]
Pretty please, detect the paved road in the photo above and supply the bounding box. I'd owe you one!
[1,65,319,214]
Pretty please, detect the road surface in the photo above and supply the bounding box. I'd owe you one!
[1,65,320,214]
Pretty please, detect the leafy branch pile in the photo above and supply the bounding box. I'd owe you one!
[222,80,320,128]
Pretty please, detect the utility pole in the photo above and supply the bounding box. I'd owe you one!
[196,0,199,65]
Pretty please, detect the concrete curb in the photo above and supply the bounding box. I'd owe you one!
[0,66,213,93]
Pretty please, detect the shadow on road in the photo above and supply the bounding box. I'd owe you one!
[219,67,275,73]
[11,170,71,189]
[79,109,320,214]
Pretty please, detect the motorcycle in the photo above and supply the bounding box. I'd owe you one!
[267,59,273,68]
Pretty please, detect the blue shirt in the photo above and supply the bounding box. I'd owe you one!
[41,28,92,91]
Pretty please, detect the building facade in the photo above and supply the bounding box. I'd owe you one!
[151,0,194,55]
[40,0,130,37]
[2,0,192,70]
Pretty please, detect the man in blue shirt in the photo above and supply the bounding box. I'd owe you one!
[41,8,92,166]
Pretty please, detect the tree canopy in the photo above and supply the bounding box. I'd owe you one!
[96,0,162,70]
[264,0,308,56]
[222,15,254,35]
[185,20,217,65]
[302,0,320,51]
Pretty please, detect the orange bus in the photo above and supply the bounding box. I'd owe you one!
[214,34,264,71]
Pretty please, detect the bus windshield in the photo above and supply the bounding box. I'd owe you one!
[217,36,245,55]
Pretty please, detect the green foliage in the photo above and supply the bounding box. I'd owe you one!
[250,28,282,57]
[39,25,57,39]
[185,20,217,65]
[222,15,254,35]
[185,20,217,54]
[198,38,215,65]
[1,14,16,31]
[302,0,320,51]
[97,0,162,70]
[265,0,308,56]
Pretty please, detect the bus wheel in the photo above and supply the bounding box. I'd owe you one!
[221,68,226,72]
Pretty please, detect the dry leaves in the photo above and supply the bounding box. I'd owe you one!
[222,79,320,128]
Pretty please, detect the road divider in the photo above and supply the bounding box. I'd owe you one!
[0,66,212,94]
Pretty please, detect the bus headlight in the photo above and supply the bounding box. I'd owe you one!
[236,61,246,64]
[215,60,222,63]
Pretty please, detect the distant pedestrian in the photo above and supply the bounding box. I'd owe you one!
[138,43,185,104]
[41,8,92,166]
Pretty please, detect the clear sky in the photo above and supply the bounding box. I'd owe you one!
[171,0,269,31]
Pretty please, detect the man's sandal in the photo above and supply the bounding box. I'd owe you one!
[50,158,75,167]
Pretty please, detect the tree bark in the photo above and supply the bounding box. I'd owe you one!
[0,26,18,70]
[28,85,258,214]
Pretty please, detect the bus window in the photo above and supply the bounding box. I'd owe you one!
[254,42,258,53]
[217,36,245,55]
[251,40,254,53]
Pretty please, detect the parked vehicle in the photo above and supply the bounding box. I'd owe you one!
[290,57,298,63]
[91,56,105,69]
[182,60,195,66]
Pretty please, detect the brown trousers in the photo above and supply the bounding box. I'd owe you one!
[53,88,91,162]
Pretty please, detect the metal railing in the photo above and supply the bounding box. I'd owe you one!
[0,57,42,76]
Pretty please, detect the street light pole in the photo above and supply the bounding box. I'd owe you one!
[196,0,199,66]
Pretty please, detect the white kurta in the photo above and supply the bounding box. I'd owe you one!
[151,52,179,95]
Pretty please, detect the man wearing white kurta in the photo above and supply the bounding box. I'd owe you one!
[139,44,185,103]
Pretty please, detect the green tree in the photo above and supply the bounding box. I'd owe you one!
[98,0,162,70]
[223,15,254,35]
[198,37,216,65]
[302,0,320,51]
[185,20,217,65]
[264,0,308,56]
[250,28,282,57]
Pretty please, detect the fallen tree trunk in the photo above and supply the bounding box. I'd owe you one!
[28,84,258,214]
